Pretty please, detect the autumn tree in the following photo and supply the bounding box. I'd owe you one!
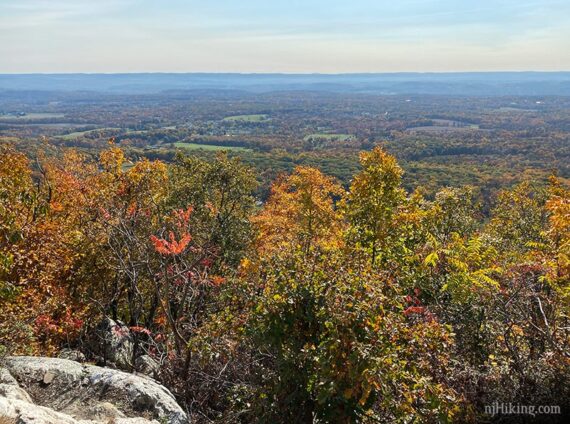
[345,147,406,266]
[169,152,257,268]
[0,146,92,354]
[486,181,549,260]
[254,166,344,256]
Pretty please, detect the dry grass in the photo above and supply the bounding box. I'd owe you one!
[0,416,16,424]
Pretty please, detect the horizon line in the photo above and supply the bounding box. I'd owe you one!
[2,70,570,76]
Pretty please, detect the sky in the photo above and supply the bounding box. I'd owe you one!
[1,0,569,73]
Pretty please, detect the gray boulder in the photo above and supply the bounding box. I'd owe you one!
[1,356,188,424]
[0,367,17,385]
[135,355,160,377]
[57,349,86,363]
[0,396,82,423]
[0,384,33,403]
[90,318,134,370]
[1,397,151,423]
[0,367,32,404]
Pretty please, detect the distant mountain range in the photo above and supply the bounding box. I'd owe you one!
[1,72,569,96]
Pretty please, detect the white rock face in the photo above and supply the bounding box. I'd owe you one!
[0,396,82,424]
[0,367,18,385]
[0,357,188,424]
[0,383,33,403]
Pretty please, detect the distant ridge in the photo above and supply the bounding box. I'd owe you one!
[1,72,569,95]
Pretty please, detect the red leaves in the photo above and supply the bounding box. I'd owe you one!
[200,258,213,268]
[403,306,426,316]
[210,275,226,286]
[130,326,152,336]
[150,207,194,255]
[174,206,193,228]
[35,310,83,336]
[403,289,434,320]
[35,314,59,333]
[151,232,192,255]
[111,325,130,337]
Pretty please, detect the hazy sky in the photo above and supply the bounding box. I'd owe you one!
[1,0,569,73]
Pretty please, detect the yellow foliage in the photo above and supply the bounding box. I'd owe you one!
[253,166,344,256]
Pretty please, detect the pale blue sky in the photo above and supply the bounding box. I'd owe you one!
[1,0,569,73]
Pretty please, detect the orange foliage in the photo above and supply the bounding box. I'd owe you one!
[253,166,344,256]
[151,232,192,256]
[150,206,194,255]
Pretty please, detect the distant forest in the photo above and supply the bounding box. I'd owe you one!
[1,72,570,95]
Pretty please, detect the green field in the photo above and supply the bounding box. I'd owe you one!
[58,128,121,140]
[223,114,269,122]
[304,133,354,141]
[0,113,65,121]
[172,142,251,151]
[59,131,92,140]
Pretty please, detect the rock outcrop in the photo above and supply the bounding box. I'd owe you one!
[0,356,188,424]
[90,318,134,370]
[134,355,160,378]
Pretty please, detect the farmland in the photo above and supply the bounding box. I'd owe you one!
[172,142,251,152]
[304,133,354,142]
[1,87,569,201]
[0,112,65,121]
[223,114,269,122]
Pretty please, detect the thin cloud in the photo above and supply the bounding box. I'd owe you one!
[0,0,568,72]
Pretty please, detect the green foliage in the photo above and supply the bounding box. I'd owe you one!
[428,186,480,241]
[244,250,461,423]
[345,147,406,266]
[1,143,569,423]
[486,181,549,258]
[169,152,258,267]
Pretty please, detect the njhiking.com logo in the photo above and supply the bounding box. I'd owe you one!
[484,402,561,418]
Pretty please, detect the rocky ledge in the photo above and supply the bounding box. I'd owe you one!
[0,356,188,424]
